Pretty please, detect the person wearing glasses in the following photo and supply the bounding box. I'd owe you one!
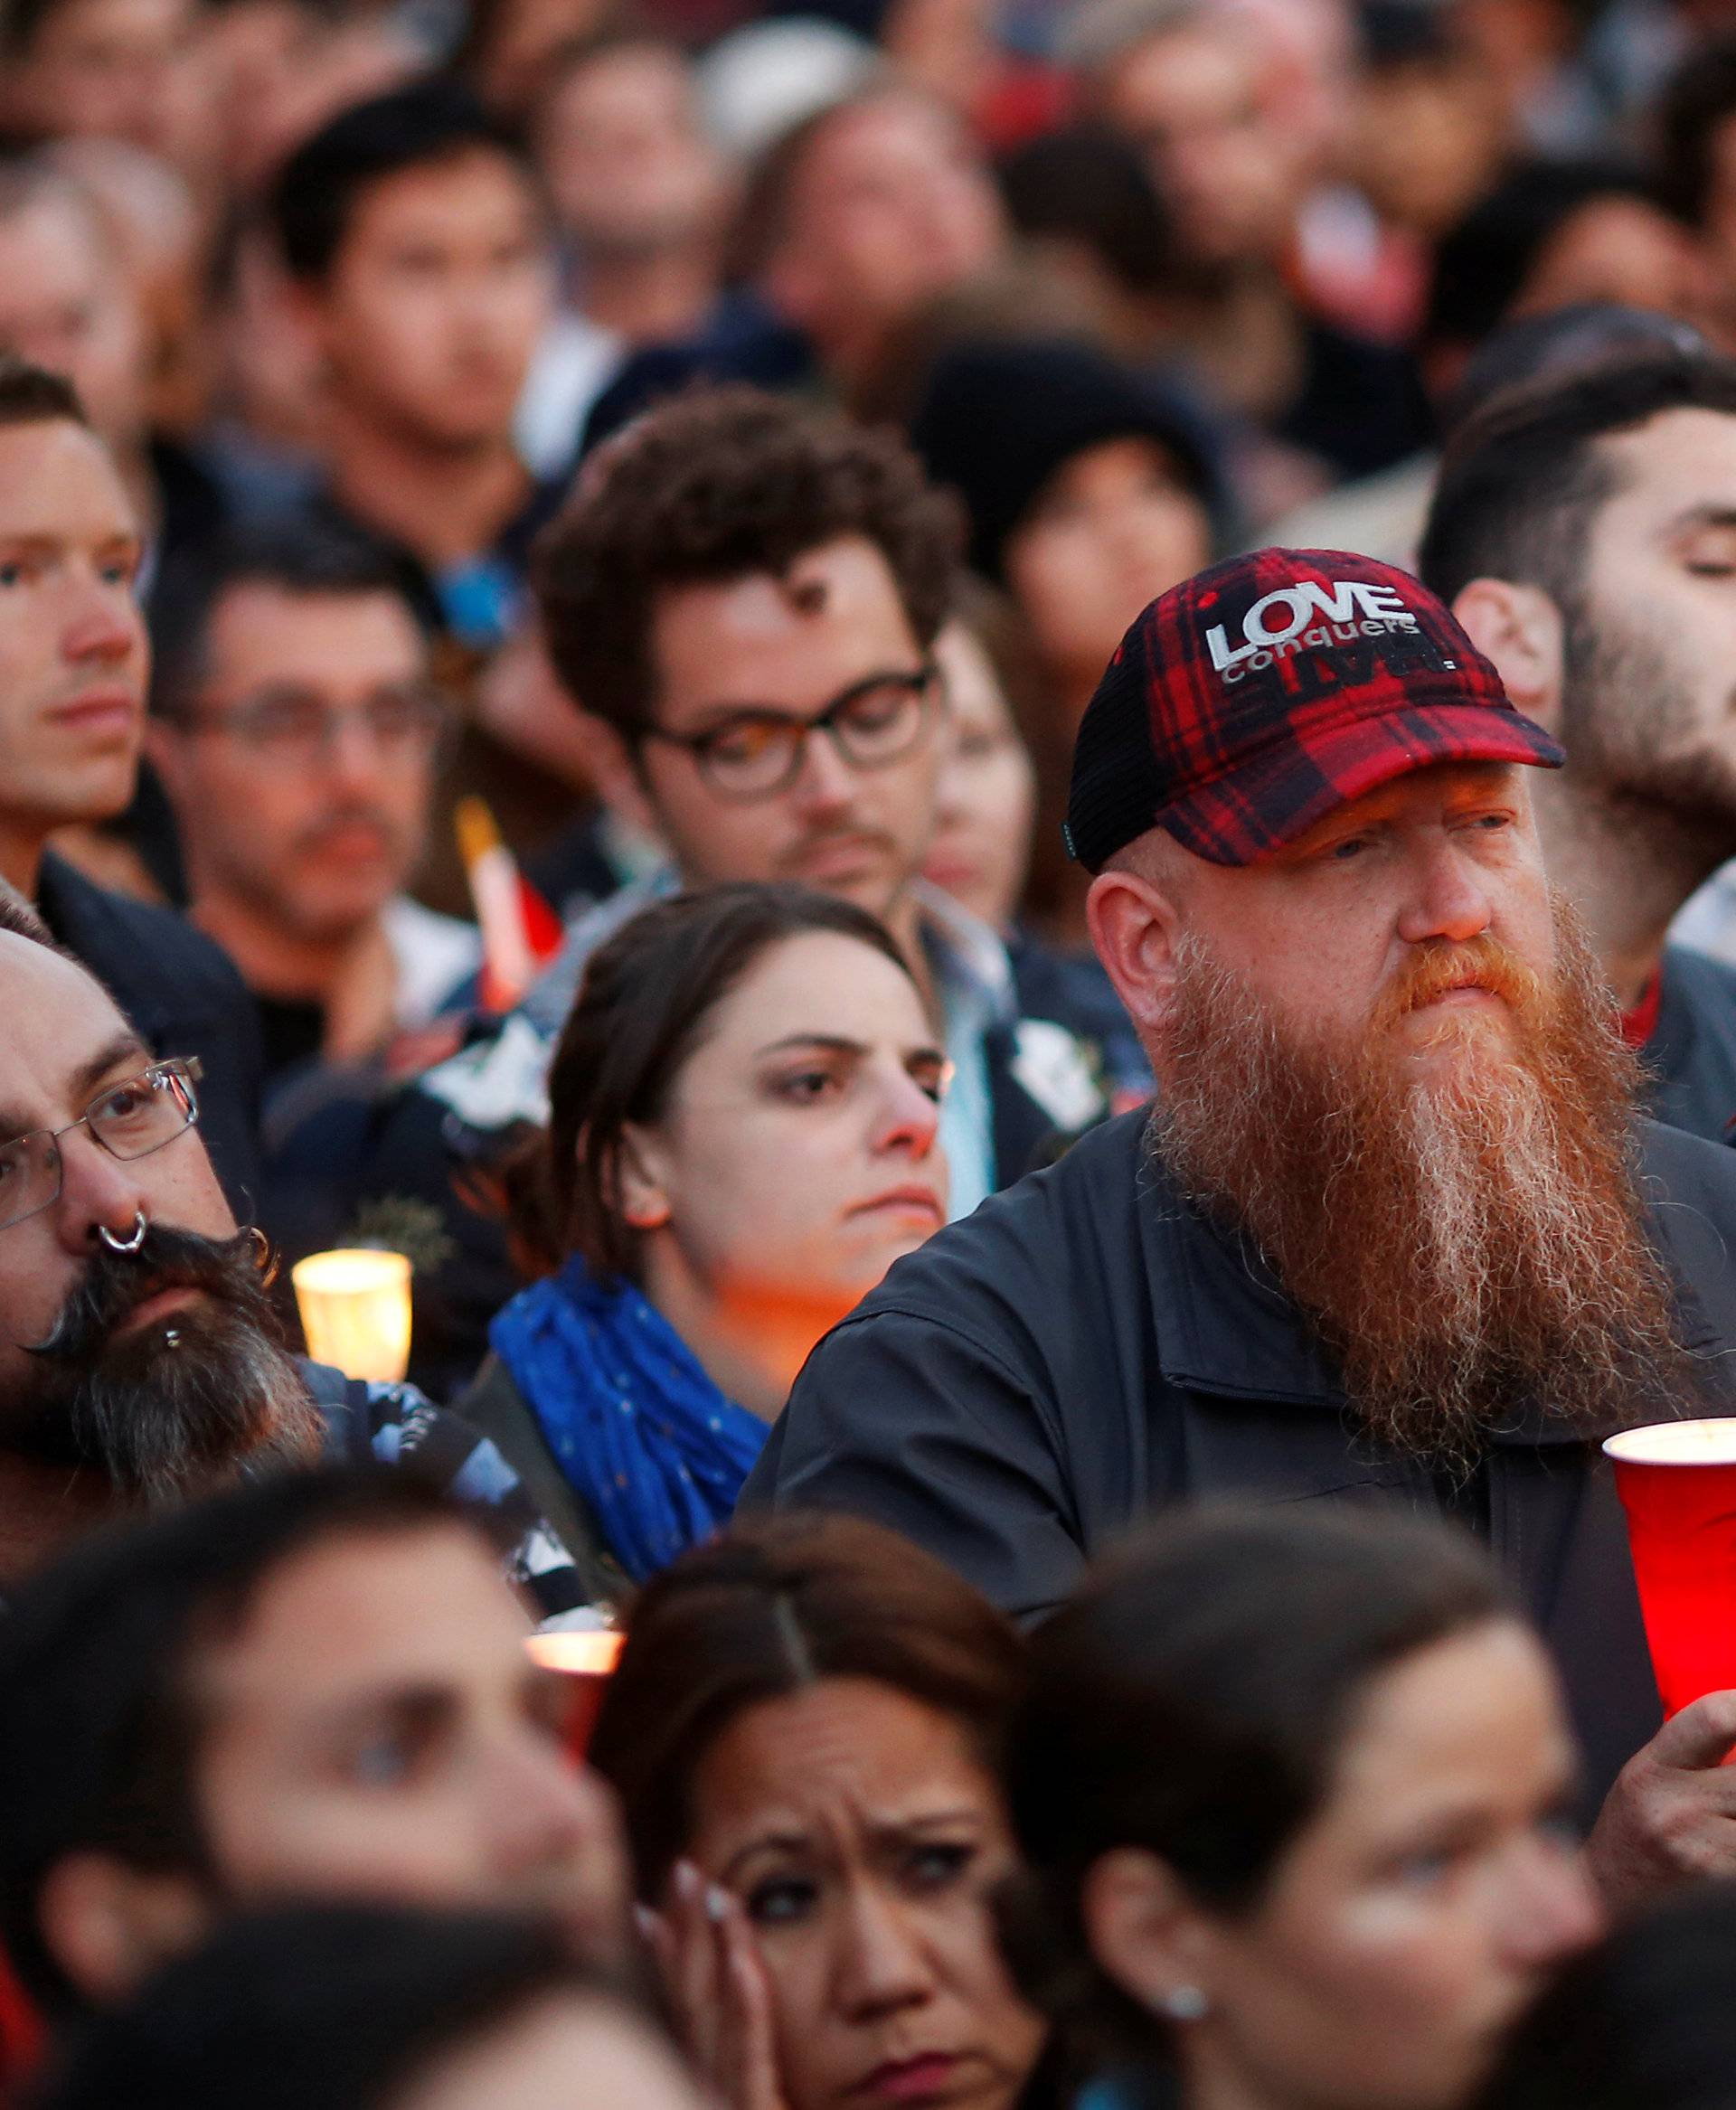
[0,887,588,1620]
[147,521,477,1097]
[344,387,1118,1394]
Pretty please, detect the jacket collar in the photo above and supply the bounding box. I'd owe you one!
[1136,1141,1345,1407]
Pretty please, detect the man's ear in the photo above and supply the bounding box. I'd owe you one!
[35,1851,212,2007]
[1087,863,1185,1043]
[1080,1846,1218,2021]
[1451,579,1566,734]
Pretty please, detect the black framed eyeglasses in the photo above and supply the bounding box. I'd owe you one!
[641,665,940,800]
[0,1058,203,1233]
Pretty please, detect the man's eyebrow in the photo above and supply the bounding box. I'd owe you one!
[683,671,926,730]
[314,1681,455,1741]
[0,1034,151,1144]
[71,1034,152,1103]
[1664,503,1736,538]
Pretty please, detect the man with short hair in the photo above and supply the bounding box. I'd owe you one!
[1419,344,1736,1140]
[148,523,479,1092]
[746,545,1736,1903]
[0,891,580,1616]
[269,79,558,654]
[0,356,260,1202]
[0,1469,627,2021]
[528,385,1135,1180]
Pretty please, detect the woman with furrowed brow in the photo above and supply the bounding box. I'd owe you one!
[590,1511,1049,2110]
[458,882,949,1602]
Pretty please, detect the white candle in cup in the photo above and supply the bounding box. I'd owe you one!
[524,1632,624,1677]
[291,1248,413,1383]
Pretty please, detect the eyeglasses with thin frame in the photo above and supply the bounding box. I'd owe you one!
[640,664,941,801]
[171,685,451,768]
[0,1058,203,1234]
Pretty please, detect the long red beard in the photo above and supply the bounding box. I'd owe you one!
[1150,900,1698,1467]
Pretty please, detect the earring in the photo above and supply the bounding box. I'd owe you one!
[1157,1986,1209,2023]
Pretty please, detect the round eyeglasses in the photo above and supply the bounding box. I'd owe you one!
[642,665,940,801]
[0,1058,203,1233]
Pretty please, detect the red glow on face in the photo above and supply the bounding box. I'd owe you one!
[1607,1423,1736,1719]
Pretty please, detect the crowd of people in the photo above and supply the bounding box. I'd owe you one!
[10,0,1736,2098]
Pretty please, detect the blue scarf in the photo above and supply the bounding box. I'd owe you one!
[488,1259,769,1584]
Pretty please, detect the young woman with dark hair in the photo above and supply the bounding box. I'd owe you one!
[1002,1506,1602,2110]
[458,883,948,1598]
[589,1512,1047,2110]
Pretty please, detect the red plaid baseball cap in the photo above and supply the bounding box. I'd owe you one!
[1063,548,1565,871]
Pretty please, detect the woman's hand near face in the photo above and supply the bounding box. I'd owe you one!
[641,1859,792,2110]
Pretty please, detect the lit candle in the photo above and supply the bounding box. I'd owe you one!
[524,1630,623,1759]
[524,1631,624,1677]
[291,1248,413,1384]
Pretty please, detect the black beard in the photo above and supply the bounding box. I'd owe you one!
[9,1224,322,1508]
[1561,597,1736,845]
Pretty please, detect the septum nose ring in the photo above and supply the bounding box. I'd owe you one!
[98,1210,148,1256]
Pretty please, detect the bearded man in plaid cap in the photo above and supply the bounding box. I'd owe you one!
[746,548,1736,1906]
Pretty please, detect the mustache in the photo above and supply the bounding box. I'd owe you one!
[13,1222,318,1508]
[292,806,405,855]
[1371,935,1552,1034]
[25,1222,275,1361]
[782,824,898,858]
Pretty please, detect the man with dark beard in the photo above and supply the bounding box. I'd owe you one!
[0,888,584,1619]
[1420,344,1736,1142]
[744,549,1736,1906]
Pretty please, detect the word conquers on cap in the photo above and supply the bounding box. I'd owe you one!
[1205,574,1420,682]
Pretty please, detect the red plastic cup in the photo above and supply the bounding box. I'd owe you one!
[525,1630,624,1759]
[1605,1420,1736,1718]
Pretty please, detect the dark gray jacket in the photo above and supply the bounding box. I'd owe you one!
[743,1110,1736,1812]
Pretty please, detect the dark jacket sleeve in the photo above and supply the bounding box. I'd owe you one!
[741,1305,1087,1622]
